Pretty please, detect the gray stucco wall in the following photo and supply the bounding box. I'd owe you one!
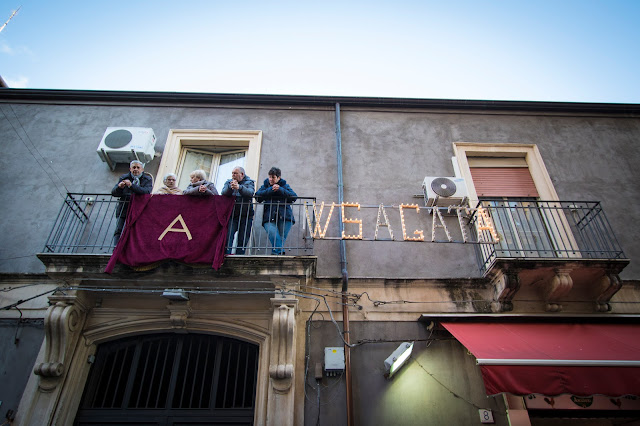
[304,321,508,426]
[0,101,638,279]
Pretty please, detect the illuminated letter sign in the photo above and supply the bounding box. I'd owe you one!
[374,204,394,240]
[457,207,471,242]
[399,204,425,241]
[305,201,336,238]
[431,208,452,242]
[476,206,500,243]
[341,203,363,239]
[301,200,499,245]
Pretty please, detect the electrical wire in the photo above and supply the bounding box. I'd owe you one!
[1,283,43,292]
[315,380,321,426]
[412,355,487,411]
[0,287,62,310]
[304,299,322,403]
[0,254,37,261]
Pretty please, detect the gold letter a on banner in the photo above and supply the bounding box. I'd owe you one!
[158,214,193,241]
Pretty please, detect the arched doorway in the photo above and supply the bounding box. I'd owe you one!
[74,333,259,425]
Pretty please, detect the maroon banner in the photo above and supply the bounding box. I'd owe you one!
[106,194,235,273]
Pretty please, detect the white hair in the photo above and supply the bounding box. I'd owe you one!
[163,173,177,184]
[190,169,207,181]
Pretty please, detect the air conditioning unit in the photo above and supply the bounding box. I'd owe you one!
[423,176,469,208]
[97,127,156,170]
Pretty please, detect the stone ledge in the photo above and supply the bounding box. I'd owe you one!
[37,253,317,287]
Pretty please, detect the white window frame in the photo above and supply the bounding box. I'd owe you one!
[153,129,263,193]
[452,142,558,206]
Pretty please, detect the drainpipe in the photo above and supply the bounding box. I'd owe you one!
[335,102,354,426]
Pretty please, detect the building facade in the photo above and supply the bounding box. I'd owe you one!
[0,89,639,425]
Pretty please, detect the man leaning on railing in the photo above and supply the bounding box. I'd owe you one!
[221,166,255,255]
[255,167,297,255]
[111,160,153,244]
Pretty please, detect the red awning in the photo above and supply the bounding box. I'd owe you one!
[441,322,640,397]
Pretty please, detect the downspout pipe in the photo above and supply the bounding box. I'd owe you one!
[335,103,348,290]
[335,103,354,426]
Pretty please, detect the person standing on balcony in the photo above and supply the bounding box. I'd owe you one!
[182,169,219,196]
[111,160,153,244]
[154,173,182,194]
[255,167,297,255]
[221,166,255,255]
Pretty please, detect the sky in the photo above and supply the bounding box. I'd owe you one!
[1,0,639,103]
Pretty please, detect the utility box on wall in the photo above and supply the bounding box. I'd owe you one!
[324,347,345,377]
[97,127,156,170]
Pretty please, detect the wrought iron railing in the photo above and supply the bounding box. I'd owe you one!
[468,199,627,274]
[42,193,315,256]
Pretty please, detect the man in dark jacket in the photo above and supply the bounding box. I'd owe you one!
[255,167,297,255]
[111,160,153,244]
[221,166,255,254]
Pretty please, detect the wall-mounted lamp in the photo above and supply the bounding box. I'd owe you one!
[384,341,414,379]
[162,289,189,301]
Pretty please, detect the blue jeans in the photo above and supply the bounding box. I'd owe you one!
[226,216,253,255]
[263,220,293,254]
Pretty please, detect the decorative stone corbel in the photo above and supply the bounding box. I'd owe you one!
[34,293,88,391]
[541,268,574,312]
[269,297,298,393]
[167,301,192,331]
[491,269,520,312]
[593,273,622,312]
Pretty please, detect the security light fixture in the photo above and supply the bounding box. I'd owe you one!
[162,289,189,301]
[384,341,414,379]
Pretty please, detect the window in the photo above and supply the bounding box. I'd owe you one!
[153,130,263,193]
[452,143,557,204]
[177,148,247,193]
[454,143,578,259]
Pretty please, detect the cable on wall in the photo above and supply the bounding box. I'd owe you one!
[0,105,70,198]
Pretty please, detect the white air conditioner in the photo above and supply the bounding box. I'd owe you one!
[97,127,156,170]
[423,176,469,208]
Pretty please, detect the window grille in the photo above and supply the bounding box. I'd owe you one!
[75,333,258,425]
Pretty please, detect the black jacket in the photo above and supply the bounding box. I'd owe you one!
[111,172,153,217]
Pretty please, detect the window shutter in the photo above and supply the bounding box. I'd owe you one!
[470,167,539,197]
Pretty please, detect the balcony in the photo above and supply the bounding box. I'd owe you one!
[37,194,316,286]
[469,199,629,312]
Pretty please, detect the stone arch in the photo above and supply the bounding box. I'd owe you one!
[19,293,298,426]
